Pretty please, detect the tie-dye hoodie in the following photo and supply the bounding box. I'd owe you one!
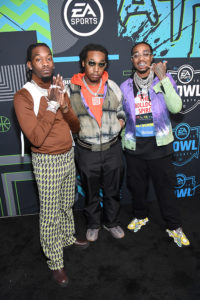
[120,73,182,151]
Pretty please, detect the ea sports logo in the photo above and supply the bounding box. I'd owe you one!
[63,0,104,37]
[175,174,186,189]
[174,123,190,140]
[177,65,194,84]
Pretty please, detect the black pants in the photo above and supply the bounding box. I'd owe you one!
[75,141,124,229]
[124,152,181,230]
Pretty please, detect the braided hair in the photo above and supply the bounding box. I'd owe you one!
[26,43,51,81]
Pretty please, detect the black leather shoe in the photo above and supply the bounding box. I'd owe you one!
[52,268,68,287]
[73,239,89,249]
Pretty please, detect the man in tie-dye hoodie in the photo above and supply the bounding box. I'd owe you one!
[120,41,190,248]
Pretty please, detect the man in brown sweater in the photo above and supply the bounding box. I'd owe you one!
[14,43,88,287]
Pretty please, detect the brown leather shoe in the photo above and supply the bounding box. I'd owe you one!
[73,239,89,249]
[52,268,68,287]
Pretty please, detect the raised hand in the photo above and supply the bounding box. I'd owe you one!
[48,74,64,101]
[151,61,167,81]
[48,74,68,113]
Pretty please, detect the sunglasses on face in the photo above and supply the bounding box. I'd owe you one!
[131,51,152,59]
[86,60,107,68]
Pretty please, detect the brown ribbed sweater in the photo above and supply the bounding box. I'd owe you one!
[14,74,80,154]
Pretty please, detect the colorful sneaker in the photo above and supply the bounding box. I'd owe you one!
[127,217,149,232]
[103,225,125,239]
[86,228,100,242]
[166,227,190,247]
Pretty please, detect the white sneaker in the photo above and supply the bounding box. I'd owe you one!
[103,225,125,239]
[86,228,100,242]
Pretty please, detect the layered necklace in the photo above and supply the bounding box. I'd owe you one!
[133,70,154,97]
[82,76,104,97]
[82,76,104,106]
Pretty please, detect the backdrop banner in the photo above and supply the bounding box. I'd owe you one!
[0,31,39,217]
[0,0,199,216]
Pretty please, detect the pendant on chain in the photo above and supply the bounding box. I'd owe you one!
[92,97,101,105]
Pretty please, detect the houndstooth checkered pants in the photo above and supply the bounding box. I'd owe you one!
[32,148,76,270]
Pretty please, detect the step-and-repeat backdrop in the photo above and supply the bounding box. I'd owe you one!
[0,0,200,217]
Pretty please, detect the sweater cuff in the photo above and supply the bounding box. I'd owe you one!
[153,77,172,94]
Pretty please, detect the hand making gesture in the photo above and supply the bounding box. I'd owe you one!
[48,74,69,113]
[151,61,167,81]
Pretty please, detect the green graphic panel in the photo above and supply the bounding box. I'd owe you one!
[0,116,11,133]
[0,0,52,48]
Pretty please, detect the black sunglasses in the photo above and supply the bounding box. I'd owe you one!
[86,60,107,68]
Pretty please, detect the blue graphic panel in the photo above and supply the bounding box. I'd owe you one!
[117,0,200,58]
[175,173,200,198]
[173,123,200,166]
